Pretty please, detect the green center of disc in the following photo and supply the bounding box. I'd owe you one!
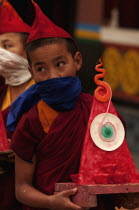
[101,123,114,140]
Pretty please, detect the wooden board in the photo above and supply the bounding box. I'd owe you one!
[55,183,139,207]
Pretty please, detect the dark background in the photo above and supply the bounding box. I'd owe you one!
[104,0,139,28]
[9,0,77,35]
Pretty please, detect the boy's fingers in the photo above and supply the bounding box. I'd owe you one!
[55,189,88,209]
[68,202,83,210]
[64,199,84,210]
[61,188,78,197]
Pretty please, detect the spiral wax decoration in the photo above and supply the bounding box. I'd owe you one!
[90,59,125,151]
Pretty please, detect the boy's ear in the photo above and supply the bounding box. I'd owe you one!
[74,52,82,72]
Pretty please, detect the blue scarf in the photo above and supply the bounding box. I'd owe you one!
[7,76,82,132]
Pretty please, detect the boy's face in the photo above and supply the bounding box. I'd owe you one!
[0,32,26,58]
[29,41,82,82]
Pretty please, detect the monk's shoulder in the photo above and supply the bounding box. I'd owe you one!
[24,104,39,121]
[80,93,94,105]
[19,104,45,137]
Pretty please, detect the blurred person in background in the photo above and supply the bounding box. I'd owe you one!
[0,1,34,209]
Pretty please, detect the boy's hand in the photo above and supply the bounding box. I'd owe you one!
[49,188,86,210]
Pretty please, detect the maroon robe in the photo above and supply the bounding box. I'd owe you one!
[12,93,117,210]
[0,84,22,210]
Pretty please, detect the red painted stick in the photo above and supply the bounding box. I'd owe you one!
[0,109,11,153]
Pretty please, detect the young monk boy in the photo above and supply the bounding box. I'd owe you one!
[6,2,93,210]
[7,1,139,210]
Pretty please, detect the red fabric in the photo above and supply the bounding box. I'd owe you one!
[0,85,12,139]
[0,93,22,210]
[12,93,93,210]
[0,1,31,34]
[2,106,13,140]
[0,83,10,152]
[0,109,10,152]
[78,98,139,185]
[27,1,71,44]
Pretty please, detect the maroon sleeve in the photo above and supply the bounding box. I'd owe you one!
[12,105,45,163]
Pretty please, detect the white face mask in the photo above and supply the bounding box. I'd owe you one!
[0,48,32,86]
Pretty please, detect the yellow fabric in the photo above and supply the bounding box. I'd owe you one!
[37,100,59,133]
[1,79,35,111]
[25,79,35,90]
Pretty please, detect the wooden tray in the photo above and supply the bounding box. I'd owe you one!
[55,182,139,208]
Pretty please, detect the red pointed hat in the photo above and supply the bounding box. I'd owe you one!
[27,1,71,43]
[0,0,31,34]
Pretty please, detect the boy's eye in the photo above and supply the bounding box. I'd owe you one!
[4,44,12,49]
[57,62,65,67]
[37,67,45,72]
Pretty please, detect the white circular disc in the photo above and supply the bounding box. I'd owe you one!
[90,113,125,151]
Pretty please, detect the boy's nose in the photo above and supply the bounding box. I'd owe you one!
[47,69,59,80]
